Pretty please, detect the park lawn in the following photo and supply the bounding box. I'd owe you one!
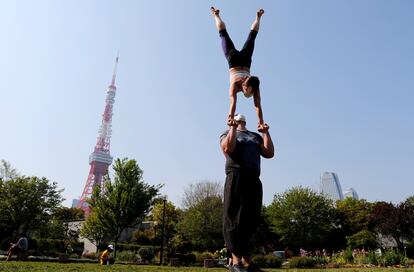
[0,262,414,272]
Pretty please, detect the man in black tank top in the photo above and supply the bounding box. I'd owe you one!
[220,114,275,272]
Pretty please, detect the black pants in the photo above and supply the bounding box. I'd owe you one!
[219,29,258,69]
[223,170,263,257]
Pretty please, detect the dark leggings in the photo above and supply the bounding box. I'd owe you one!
[223,170,262,257]
[219,29,258,69]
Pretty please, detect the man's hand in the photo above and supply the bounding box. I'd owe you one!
[258,123,269,133]
[227,117,238,127]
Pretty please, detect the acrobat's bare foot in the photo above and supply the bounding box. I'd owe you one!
[211,7,220,17]
[257,9,264,19]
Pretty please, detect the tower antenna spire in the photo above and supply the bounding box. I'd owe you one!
[111,51,119,87]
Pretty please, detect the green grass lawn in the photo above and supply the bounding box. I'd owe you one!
[0,262,413,272]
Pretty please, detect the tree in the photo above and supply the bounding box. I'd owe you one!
[151,200,181,249]
[177,195,224,251]
[80,211,106,251]
[177,181,224,251]
[86,158,160,256]
[334,198,375,249]
[53,206,84,222]
[35,207,85,253]
[266,187,337,251]
[0,160,19,182]
[0,176,63,238]
[399,197,414,241]
[336,198,373,234]
[254,206,281,252]
[133,199,182,261]
[347,229,378,250]
[370,201,414,251]
[181,180,222,209]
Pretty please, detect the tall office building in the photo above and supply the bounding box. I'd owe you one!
[320,172,344,201]
[343,188,359,200]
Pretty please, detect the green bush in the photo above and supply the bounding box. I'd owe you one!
[138,247,155,262]
[288,256,316,268]
[366,250,379,265]
[251,255,266,267]
[347,230,378,250]
[313,255,328,266]
[193,251,214,264]
[252,254,282,268]
[29,239,66,256]
[116,250,138,262]
[82,252,98,260]
[67,241,84,256]
[378,249,408,267]
[171,253,196,265]
[113,243,142,252]
[344,248,354,263]
[264,254,282,268]
[0,237,13,251]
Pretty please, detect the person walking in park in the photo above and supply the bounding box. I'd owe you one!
[6,233,29,261]
[220,114,275,272]
[211,7,268,132]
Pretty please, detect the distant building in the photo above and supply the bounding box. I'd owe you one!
[71,199,80,208]
[320,172,344,201]
[343,188,359,200]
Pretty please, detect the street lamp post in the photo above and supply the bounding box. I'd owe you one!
[159,197,167,265]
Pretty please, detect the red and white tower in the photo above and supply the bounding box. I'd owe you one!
[77,55,119,216]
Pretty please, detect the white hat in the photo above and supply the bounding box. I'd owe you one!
[108,244,114,250]
[234,114,246,122]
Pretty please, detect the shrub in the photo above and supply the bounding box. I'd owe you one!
[116,250,138,263]
[68,241,84,256]
[213,247,228,259]
[0,237,13,251]
[366,250,379,265]
[251,255,266,267]
[344,248,354,263]
[171,253,196,266]
[252,254,282,268]
[29,239,66,256]
[313,255,328,266]
[288,256,316,268]
[347,230,378,250]
[82,252,98,260]
[378,249,408,267]
[113,243,141,252]
[193,251,214,264]
[138,247,155,263]
[264,254,282,268]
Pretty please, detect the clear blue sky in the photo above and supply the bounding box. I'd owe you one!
[1,1,413,207]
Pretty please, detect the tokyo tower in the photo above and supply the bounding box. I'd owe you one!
[77,55,119,216]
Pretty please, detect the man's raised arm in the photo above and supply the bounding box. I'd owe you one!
[260,124,274,158]
[221,125,237,155]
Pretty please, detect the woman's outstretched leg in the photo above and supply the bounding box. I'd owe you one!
[211,7,226,31]
[212,7,236,63]
[241,9,264,60]
[251,9,264,32]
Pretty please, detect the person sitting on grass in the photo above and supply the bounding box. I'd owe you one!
[100,244,114,265]
[6,233,29,261]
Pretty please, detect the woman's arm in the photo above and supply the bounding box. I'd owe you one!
[228,82,238,120]
[253,88,264,125]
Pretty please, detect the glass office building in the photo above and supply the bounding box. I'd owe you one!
[320,172,344,201]
[343,188,359,200]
